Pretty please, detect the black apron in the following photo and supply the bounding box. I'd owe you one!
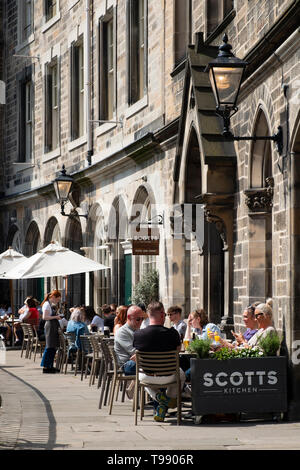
[44,304,60,349]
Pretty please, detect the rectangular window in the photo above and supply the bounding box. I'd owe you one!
[99,13,115,121]
[174,0,192,66]
[207,0,233,35]
[45,0,57,22]
[45,60,59,152]
[71,37,84,140]
[127,0,147,105]
[18,67,33,162]
[24,0,33,41]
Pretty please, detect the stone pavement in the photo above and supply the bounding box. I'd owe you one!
[1,349,300,450]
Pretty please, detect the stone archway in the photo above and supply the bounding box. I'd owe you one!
[108,196,128,305]
[24,221,42,302]
[245,108,273,305]
[65,217,85,307]
[288,116,300,419]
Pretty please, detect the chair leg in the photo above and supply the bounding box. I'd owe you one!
[97,360,104,389]
[89,359,95,386]
[104,375,112,406]
[134,383,139,425]
[141,386,145,420]
[108,376,117,415]
[99,369,108,409]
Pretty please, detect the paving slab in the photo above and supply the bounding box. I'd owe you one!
[1,349,300,451]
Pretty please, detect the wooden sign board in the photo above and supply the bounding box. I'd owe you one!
[132,237,159,256]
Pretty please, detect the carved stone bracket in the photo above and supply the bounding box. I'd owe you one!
[244,176,274,212]
[204,209,228,251]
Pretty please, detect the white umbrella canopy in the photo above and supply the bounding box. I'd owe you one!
[2,241,109,279]
[0,247,27,275]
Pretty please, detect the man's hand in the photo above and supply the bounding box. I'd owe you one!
[130,354,136,362]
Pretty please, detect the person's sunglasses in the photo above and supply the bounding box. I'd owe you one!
[255,312,263,318]
[134,317,143,322]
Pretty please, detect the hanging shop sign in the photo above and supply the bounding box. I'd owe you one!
[132,234,160,256]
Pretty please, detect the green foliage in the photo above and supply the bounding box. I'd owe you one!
[211,347,264,360]
[188,338,211,359]
[258,331,281,356]
[130,269,159,307]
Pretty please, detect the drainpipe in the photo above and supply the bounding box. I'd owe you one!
[86,0,92,166]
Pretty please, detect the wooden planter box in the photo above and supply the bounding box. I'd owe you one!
[191,356,287,416]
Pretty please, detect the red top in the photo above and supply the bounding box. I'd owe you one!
[25,308,39,327]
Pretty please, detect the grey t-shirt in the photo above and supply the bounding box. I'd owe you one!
[248,326,276,347]
[114,322,136,366]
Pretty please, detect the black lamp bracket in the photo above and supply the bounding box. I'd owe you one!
[60,204,88,219]
[217,106,283,155]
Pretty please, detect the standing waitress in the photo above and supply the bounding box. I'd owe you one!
[40,290,62,374]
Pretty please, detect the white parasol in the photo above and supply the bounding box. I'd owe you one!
[0,247,27,275]
[2,241,109,279]
[0,247,27,318]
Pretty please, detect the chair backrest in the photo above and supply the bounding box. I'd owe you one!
[65,331,76,348]
[80,334,92,353]
[108,343,121,374]
[20,322,29,337]
[26,323,35,340]
[58,329,67,349]
[99,337,114,369]
[136,350,179,377]
[88,335,102,357]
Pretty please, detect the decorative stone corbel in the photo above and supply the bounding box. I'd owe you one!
[244,176,274,212]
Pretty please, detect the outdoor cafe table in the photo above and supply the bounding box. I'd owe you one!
[4,317,21,347]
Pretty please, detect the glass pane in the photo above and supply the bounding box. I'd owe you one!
[138,0,145,98]
[212,67,242,106]
[107,19,114,120]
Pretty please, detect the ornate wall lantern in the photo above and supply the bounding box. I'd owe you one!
[205,33,283,154]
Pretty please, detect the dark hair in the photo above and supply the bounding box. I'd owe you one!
[167,305,182,315]
[26,297,37,309]
[137,302,146,312]
[102,304,112,315]
[84,305,96,321]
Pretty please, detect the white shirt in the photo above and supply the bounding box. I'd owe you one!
[91,315,104,331]
[248,326,276,347]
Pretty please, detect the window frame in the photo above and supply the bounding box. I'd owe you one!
[99,9,117,123]
[17,0,34,46]
[206,0,234,37]
[174,0,192,67]
[44,58,60,154]
[17,66,34,163]
[127,0,148,106]
[70,36,85,141]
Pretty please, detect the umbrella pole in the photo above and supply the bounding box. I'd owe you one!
[55,276,58,290]
[9,279,15,347]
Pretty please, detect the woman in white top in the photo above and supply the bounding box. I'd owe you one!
[40,290,62,373]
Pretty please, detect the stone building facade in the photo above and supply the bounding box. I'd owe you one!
[0,1,300,417]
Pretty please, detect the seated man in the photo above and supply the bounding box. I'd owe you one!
[167,305,187,340]
[102,304,116,333]
[114,305,144,375]
[133,301,186,422]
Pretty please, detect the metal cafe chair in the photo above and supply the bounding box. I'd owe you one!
[79,334,93,381]
[20,323,31,358]
[88,335,102,386]
[107,343,136,415]
[134,350,182,425]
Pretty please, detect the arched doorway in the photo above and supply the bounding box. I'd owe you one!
[108,196,128,305]
[247,108,273,305]
[44,217,62,298]
[288,115,300,419]
[24,221,42,302]
[184,127,224,321]
[65,217,85,307]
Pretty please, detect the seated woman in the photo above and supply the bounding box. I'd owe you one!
[113,305,128,334]
[184,309,220,382]
[66,308,89,352]
[220,302,276,350]
[185,309,221,341]
[89,306,104,333]
[20,297,40,327]
[228,302,259,346]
